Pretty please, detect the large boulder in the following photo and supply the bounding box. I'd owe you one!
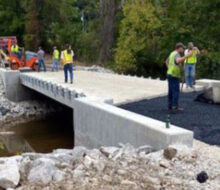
[51,146,88,165]
[0,160,20,189]
[27,158,64,185]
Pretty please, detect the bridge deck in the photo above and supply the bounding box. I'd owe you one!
[21,71,202,105]
[22,71,169,104]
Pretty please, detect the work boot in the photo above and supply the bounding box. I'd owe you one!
[172,107,184,112]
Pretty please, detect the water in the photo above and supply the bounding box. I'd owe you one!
[0,109,74,157]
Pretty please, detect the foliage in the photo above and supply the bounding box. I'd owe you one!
[115,0,162,77]
[0,0,25,43]
[0,0,219,79]
[114,0,220,79]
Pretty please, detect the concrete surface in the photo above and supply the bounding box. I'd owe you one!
[20,73,81,107]
[196,79,220,87]
[0,68,32,102]
[196,79,220,103]
[20,71,202,105]
[73,98,193,150]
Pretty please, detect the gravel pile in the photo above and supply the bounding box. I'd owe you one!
[120,92,220,145]
[0,142,218,190]
[74,65,114,74]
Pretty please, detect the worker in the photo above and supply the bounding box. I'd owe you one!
[52,46,60,72]
[61,44,74,84]
[11,41,21,58]
[37,46,46,72]
[184,42,200,88]
[165,43,192,111]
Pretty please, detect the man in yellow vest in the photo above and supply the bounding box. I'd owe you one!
[61,44,74,84]
[165,43,192,111]
[52,46,60,72]
[184,42,200,88]
[11,41,21,58]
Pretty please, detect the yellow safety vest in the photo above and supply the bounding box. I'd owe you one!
[53,49,59,60]
[11,45,19,53]
[185,50,197,64]
[167,51,181,78]
[62,50,73,65]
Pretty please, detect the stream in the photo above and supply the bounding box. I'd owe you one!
[0,108,74,157]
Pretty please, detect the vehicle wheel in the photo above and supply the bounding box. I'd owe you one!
[10,62,19,70]
[33,62,38,71]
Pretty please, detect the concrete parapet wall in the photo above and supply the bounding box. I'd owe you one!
[73,98,193,150]
[197,79,220,103]
[0,68,32,102]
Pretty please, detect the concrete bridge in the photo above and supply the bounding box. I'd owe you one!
[0,68,197,150]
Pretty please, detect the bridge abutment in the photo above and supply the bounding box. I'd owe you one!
[0,68,33,102]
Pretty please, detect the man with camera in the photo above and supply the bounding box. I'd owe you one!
[184,42,200,88]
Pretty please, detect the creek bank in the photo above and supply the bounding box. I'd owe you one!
[0,79,61,129]
[0,142,219,190]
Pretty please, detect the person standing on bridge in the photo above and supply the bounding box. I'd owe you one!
[37,46,47,72]
[165,43,192,111]
[61,44,74,84]
[184,42,200,89]
[52,46,60,72]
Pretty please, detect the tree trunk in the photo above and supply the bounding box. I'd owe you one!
[24,0,42,50]
[163,0,168,17]
[98,0,117,64]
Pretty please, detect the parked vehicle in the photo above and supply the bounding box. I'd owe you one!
[0,36,38,71]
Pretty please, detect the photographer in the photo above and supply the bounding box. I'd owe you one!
[184,42,200,88]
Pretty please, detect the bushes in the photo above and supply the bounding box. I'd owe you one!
[115,0,162,77]
[197,53,220,80]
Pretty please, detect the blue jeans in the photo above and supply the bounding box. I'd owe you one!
[52,59,59,71]
[185,64,195,87]
[167,75,180,108]
[64,64,73,83]
[38,59,46,72]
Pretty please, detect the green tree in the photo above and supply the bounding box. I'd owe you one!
[115,0,162,77]
[0,0,25,43]
[115,0,220,79]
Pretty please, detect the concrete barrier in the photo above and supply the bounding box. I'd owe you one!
[0,68,32,102]
[73,98,193,150]
[197,79,220,103]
